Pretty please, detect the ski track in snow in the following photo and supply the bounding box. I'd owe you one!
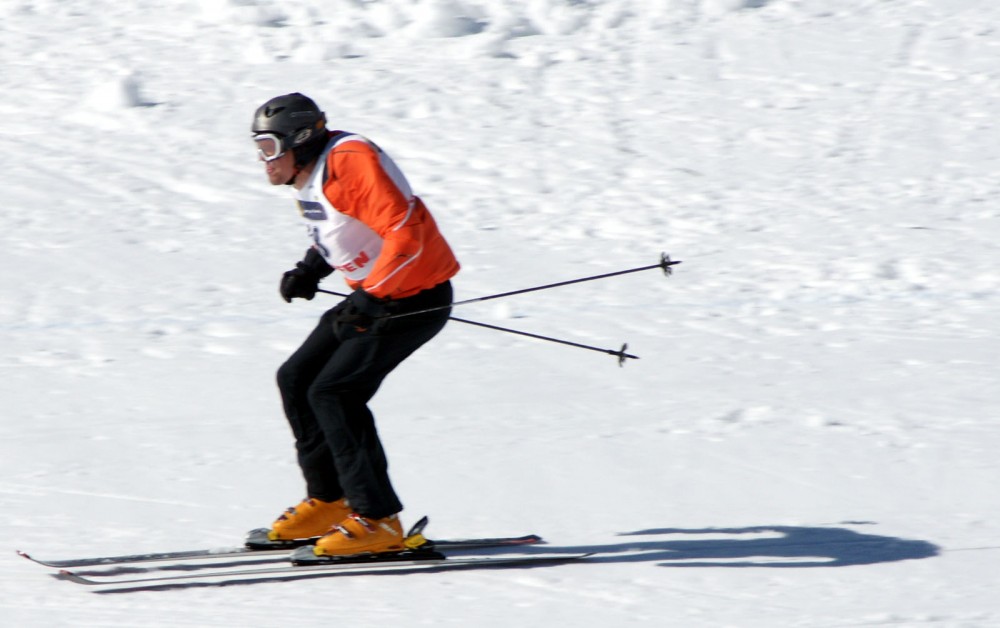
[2,0,1000,626]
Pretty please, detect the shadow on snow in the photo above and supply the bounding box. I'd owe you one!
[544,523,939,568]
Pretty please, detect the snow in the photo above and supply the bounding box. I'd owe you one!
[2,0,999,625]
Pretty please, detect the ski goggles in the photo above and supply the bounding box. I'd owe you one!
[253,133,286,162]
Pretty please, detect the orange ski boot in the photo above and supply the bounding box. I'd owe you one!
[314,513,405,556]
[268,497,351,541]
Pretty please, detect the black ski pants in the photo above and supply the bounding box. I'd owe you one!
[276,281,452,520]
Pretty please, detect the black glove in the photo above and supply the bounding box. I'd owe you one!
[279,248,333,303]
[280,264,320,302]
[333,288,389,333]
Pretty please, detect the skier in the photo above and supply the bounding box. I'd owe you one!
[251,93,460,557]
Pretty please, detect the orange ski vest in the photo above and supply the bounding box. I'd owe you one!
[293,132,460,300]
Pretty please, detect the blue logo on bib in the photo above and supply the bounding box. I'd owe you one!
[297,200,327,221]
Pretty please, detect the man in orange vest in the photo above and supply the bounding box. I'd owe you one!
[251,93,460,557]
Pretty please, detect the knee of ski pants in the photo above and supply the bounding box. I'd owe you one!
[276,358,307,397]
[305,375,369,410]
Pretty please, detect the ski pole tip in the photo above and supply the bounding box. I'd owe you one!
[614,343,640,367]
[659,252,682,276]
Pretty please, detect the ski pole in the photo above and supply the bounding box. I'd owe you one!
[314,289,640,365]
[449,316,639,366]
[386,252,681,321]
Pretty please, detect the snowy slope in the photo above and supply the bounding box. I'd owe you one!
[2,0,999,626]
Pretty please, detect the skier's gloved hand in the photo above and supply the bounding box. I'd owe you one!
[333,288,389,332]
[279,264,320,302]
[279,248,334,303]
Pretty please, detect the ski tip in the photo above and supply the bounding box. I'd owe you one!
[54,569,104,585]
[54,569,92,585]
[16,550,47,566]
[17,550,64,568]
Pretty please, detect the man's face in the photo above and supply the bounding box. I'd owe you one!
[262,149,296,186]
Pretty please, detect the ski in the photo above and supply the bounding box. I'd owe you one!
[55,552,592,587]
[16,546,287,569]
[16,516,542,569]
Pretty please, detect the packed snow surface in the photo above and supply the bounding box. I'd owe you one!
[2,0,999,626]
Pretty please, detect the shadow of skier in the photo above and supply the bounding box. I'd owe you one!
[540,524,939,568]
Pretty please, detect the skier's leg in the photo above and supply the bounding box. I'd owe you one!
[276,307,346,501]
[307,283,453,519]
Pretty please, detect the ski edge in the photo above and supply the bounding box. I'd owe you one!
[55,552,593,586]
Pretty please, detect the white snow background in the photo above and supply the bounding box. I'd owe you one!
[2,0,999,625]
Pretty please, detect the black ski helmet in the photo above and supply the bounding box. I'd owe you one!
[252,93,328,167]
